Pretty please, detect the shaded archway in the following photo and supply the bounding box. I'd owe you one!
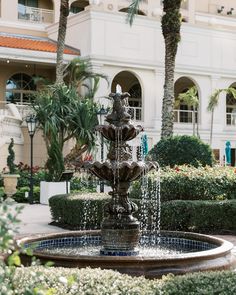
[70,0,89,14]
[111,71,142,121]
[6,73,36,104]
[174,76,199,125]
[226,82,236,125]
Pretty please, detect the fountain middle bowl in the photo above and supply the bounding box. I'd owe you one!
[86,161,157,182]
[18,230,236,278]
[96,124,143,142]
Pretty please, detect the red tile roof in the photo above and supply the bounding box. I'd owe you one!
[0,34,80,55]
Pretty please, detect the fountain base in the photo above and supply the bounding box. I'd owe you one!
[101,217,140,253]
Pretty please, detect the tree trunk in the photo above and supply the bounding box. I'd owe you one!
[161,35,176,138]
[161,0,182,139]
[56,0,69,84]
[192,106,196,136]
[210,110,214,145]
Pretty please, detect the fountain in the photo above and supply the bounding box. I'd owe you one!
[18,90,236,278]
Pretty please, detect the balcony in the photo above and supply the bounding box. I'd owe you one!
[226,112,236,125]
[174,109,198,124]
[18,4,54,24]
[127,106,142,121]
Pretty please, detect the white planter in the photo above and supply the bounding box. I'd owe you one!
[40,181,70,205]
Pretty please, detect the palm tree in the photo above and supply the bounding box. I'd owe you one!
[207,87,236,145]
[176,86,199,136]
[128,0,182,139]
[56,0,70,84]
[32,84,99,180]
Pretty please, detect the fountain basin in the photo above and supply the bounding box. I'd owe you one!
[18,231,236,278]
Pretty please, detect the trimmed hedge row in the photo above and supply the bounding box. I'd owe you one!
[161,199,236,233]
[9,266,236,295]
[49,193,110,230]
[49,193,236,233]
[130,166,236,201]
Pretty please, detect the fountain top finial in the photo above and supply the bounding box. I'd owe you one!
[105,90,131,126]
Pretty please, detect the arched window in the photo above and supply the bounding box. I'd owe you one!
[6,73,36,104]
[174,76,199,124]
[111,71,142,121]
[70,0,89,14]
[226,83,236,125]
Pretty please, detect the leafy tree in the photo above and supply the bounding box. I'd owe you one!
[207,87,236,145]
[128,0,182,139]
[7,138,16,174]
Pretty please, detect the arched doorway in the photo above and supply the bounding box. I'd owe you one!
[111,71,142,121]
[6,73,36,104]
[70,0,89,14]
[174,76,199,125]
[226,82,236,125]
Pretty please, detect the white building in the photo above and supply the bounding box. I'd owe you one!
[0,0,236,168]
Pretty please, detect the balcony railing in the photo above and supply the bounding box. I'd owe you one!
[174,109,198,124]
[18,4,54,23]
[226,112,236,125]
[127,106,142,121]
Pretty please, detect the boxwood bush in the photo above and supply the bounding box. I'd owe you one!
[7,267,236,295]
[161,199,236,233]
[49,193,110,230]
[130,166,236,201]
[12,186,40,203]
[148,135,214,167]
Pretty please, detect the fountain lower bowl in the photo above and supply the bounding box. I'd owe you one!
[18,231,236,278]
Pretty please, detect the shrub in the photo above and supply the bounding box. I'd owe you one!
[130,166,236,201]
[70,174,97,192]
[49,193,110,229]
[16,163,47,188]
[148,135,214,167]
[12,186,40,203]
[7,267,236,295]
[161,199,236,233]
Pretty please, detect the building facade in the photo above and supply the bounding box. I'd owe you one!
[0,0,236,169]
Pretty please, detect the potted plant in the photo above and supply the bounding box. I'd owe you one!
[2,138,20,198]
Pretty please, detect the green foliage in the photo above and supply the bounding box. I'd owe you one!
[32,83,99,181]
[7,138,16,174]
[6,266,236,295]
[161,271,236,295]
[12,186,40,203]
[161,199,236,233]
[49,193,110,229]
[130,166,236,201]
[70,175,97,192]
[148,135,214,167]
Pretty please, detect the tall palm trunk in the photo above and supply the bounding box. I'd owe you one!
[56,0,69,84]
[161,0,182,139]
[192,105,196,136]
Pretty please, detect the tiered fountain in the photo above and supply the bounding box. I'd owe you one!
[88,90,156,256]
[18,90,236,278]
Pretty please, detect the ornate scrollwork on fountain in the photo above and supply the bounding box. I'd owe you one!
[87,89,157,255]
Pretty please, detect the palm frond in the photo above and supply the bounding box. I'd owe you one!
[127,0,142,26]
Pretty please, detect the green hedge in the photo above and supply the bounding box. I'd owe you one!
[12,186,40,203]
[148,135,214,168]
[8,266,236,295]
[161,199,236,233]
[130,166,236,201]
[49,193,110,229]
